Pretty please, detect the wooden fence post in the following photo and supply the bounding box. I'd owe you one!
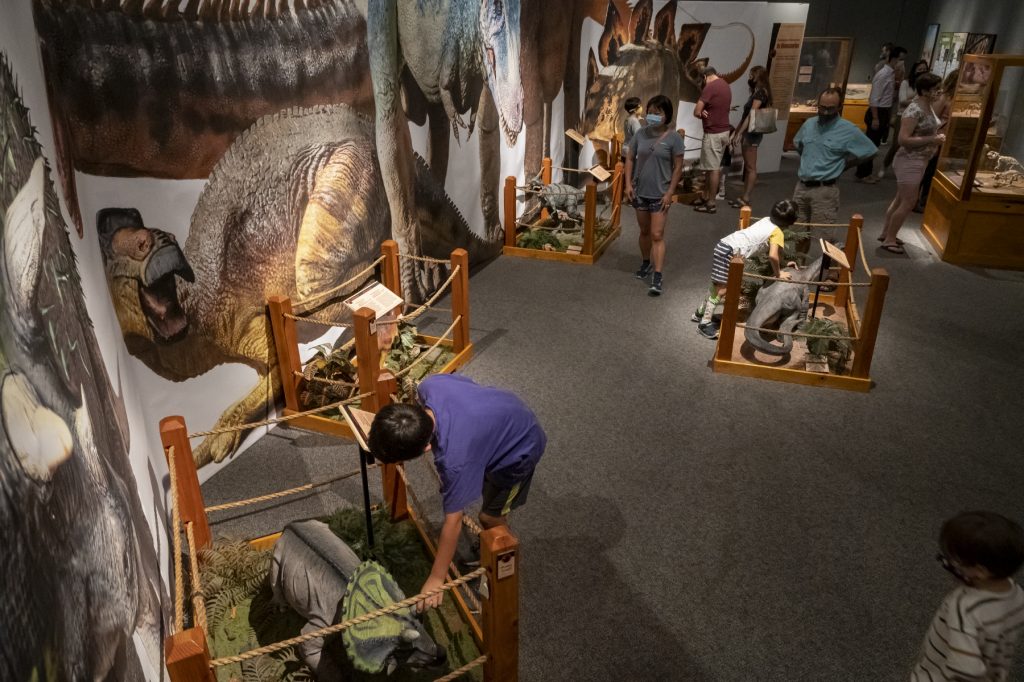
[851,268,889,379]
[739,205,752,229]
[504,176,517,248]
[582,183,597,256]
[611,161,624,228]
[268,296,301,413]
[714,256,746,363]
[353,307,381,413]
[540,157,552,220]
[160,416,210,550]
[835,215,862,310]
[165,628,215,682]
[381,239,403,301]
[450,248,471,353]
[482,526,519,682]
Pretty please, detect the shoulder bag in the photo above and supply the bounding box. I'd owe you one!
[749,106,778,134]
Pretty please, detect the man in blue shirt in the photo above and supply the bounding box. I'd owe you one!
[369,374,546,610]
[792,87,877,248]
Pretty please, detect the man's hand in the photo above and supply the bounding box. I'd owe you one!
[871,119,880,130]
[418,575,445,613]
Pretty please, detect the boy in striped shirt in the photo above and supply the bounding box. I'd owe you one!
[913,511,1024,681]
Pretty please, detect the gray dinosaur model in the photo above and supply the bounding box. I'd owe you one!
[269,520,445,677]
[527,179,586,222]
[368,0,523,299]
[97,104,500,466]
[743,256,826,357]
[32,0,374,234]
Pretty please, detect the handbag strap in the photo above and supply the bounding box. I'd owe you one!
[635,129,671,179]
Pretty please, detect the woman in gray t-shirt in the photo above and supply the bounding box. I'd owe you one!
[623,94,685,296]
[880,72,944,253]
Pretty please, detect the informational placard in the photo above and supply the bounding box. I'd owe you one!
[588,164,611,181]
[565,128,586,145]
[820,239,850,270]
[767,23,806,120]
[497,551,516,579]
[344,281,403,346]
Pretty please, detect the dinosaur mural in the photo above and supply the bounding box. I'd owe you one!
[0,53,162,681]
[743,255,826,357]
[97,104,501,467]
[32,0,374,235]
[581,0,755,143]
[368,0,523,300]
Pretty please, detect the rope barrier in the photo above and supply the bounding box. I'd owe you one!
[295,370,358,389]
[167,446,185,633]
[185,521,208,635]
[395,266,461,324]
[736,322,858,342]
[208,567,486,667]
[283,312,351,328]
[742,271,871,287]
[292,256,386,309]
[397,252,452,265]
[393,317,461,379]
[204,467,371,513]
[857,234,872,274]
[187,392,372,439]
[516,220,582,232]
[396,464,482,613]
[433,655,488,682]
[745,216,855,230]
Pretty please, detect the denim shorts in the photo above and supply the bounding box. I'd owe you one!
[743,132,764,148]
[632,196,664,212]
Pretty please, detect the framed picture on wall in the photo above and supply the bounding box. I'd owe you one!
[921,23,939,64]
[964,33,997,56]
[933,32,968,78]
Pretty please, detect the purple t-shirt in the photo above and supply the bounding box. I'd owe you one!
[418,374,546,514]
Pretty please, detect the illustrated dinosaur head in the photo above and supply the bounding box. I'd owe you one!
[97,208,194,348]
[479,0,524,146]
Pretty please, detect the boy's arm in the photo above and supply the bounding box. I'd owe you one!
[419,510,464,611]
[768,243,789,279]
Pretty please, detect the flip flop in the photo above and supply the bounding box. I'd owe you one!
[877,236,905,245]
[880,243,906,254]
[694,204,717,213]
[690,197,707,207]
[728,198,750,208]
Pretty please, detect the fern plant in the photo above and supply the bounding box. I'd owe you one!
[800,317,853,374]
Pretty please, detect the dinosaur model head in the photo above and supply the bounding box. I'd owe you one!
[580,1,754,141]
[96,208,194,350]
[480,0,524,146]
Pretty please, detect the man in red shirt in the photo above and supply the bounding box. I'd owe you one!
[692,67,733,214]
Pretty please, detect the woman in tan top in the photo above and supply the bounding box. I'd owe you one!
[879,72,944,253]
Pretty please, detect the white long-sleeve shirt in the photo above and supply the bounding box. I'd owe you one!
[870,63,895,108]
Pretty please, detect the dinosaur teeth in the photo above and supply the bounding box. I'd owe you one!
[142,0,162,18]
[196,0,214,20]
[122,0,144,14]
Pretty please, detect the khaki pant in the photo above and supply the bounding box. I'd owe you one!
[792,182,840,250]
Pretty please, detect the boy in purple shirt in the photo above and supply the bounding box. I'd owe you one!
[368,374,546,610]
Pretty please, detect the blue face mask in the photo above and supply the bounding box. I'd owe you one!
[646,113,663,125]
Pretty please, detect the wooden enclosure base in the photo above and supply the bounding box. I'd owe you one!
[503,224,621,264]
[712,293,873,392]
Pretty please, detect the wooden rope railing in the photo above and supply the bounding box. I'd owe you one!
[168,445,185,633]
[735,322,858,342]
[396,464,482,613]
[282,312,351,328]
[295,370,358,389]
[433,655,488,682]
[743,271,872,286]
[748,216,854,229]
[185,522,208,635]
[208,567,487,667]
[292,256,386,309]
[393,316,461,379]
[187,392,372,439]
[857,233,872,274]
[423,458,483,537]
[396,252,452,265]
[392,265,461,324]
[204,466,372,513]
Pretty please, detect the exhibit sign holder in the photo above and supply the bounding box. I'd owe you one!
[340,403,377,550]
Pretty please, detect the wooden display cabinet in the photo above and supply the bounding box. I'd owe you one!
[783,37,855,150]
[922,54,1024,269]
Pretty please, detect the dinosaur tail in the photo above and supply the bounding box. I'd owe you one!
[714,23,756,84]
[744,308,799,356]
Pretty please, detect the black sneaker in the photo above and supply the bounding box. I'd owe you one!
[634,262,653,279]
[698,321,719,339]
[691,307,703,323]
[648,276,663,296]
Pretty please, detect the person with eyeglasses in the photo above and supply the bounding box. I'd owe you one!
[912,511,1024,681]
[791,87,877,251]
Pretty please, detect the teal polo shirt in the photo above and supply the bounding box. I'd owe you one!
[793,117,878,182]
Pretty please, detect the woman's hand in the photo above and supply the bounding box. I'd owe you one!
[625,183,635,202]
[933,133,946,145]
[660,192,674,212]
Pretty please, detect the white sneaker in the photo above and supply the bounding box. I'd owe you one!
[876,169,885,179]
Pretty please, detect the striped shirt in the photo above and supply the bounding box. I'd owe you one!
[912,581,1024,681]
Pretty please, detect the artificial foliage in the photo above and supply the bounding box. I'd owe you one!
[201,508,483,681]
[800,317,853,374]
[742,226,811,298]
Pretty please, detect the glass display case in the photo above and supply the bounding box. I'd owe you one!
[923,54,1024,268]
[784,37,855,150]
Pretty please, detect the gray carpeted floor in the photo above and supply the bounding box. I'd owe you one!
[202,154,1024,681]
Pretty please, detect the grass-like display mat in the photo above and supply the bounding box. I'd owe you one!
[514,216,615,253]
[300,323,456,412]
[202,508,481,682]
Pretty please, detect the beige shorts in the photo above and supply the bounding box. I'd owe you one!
[699,131,731,170]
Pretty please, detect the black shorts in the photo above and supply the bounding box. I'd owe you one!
[480,470,534,517]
